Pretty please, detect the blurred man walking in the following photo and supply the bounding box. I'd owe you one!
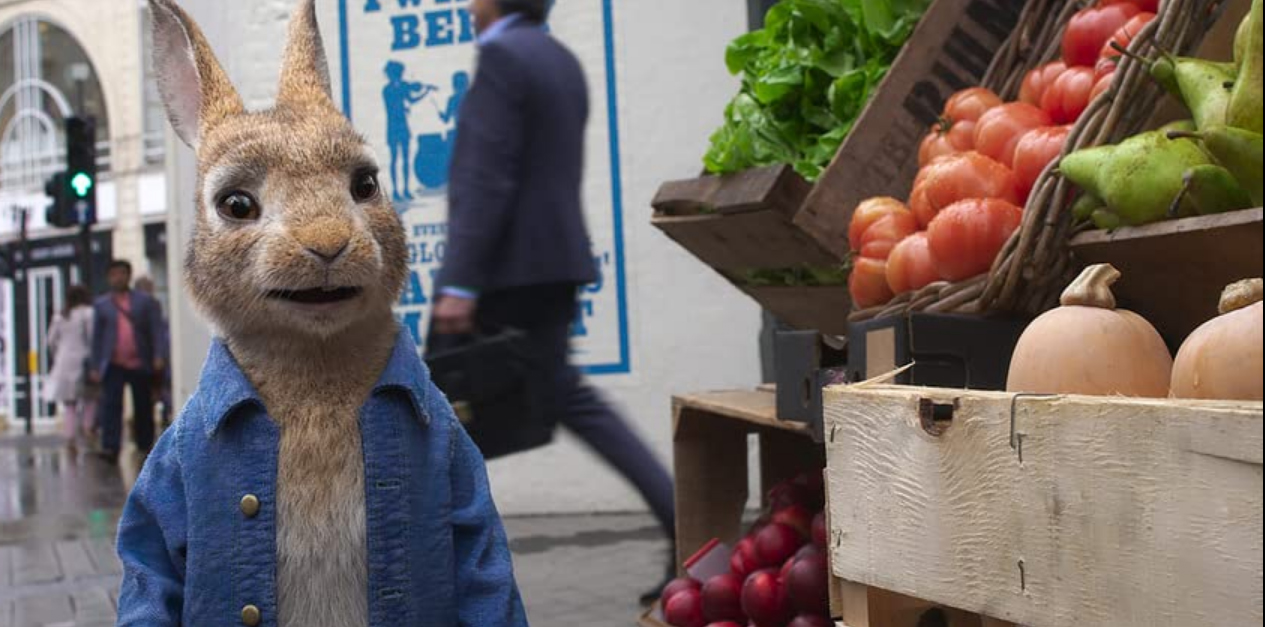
[432,0,677,600]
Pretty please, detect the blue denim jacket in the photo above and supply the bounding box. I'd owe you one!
[115,330,529,626]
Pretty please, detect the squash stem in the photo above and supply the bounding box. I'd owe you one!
[1061,264,1121,309]
[1219,279,1264,315]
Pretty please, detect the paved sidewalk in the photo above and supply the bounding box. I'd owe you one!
[1,434,667,626]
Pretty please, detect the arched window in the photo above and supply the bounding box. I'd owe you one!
[0,16,109,192]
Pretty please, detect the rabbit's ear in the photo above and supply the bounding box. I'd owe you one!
[148,0,244,149]
[276,0,337,112]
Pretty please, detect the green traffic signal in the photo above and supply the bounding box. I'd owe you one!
[70,171,94,198]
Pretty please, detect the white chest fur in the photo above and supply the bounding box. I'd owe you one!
[275,411,369,627]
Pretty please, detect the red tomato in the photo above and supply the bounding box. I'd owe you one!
[886,233,942,295]
[848,197,911,253]
[1019,61,1068,106]
[1091,71,1115,102]
[1040,66,1097,124]
[927,199,1024,282]
[858,211,919,259]
[918,119,976,167]
[850,257,895,309]
[1098,0,1159,13]
[1062,4,1141,67]
[974,103,1054,167]
[1012,125,1072,200]
[908,151,1022,228]
[942,87,1004,123]
[1099,12,1157,61]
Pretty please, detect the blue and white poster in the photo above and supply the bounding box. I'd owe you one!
[334,0,631,374]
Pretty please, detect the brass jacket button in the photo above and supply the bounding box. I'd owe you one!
[241,604,262,626]
[240,494,261,518]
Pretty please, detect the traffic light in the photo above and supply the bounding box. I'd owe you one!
[65,116,97,226]
[44,172,75,228]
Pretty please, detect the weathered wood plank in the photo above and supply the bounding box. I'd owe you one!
[1069,207,1264,347]
[825,386,1264,627]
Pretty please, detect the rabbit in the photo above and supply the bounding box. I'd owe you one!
[115,1,529,626]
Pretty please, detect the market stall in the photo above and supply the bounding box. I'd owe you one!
[646,0,1263,623]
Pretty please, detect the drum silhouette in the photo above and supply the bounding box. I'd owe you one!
[415,131,455,189]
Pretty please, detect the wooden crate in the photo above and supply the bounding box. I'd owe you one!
[634,388,824,626]
[824,385,1263,627]
[1069,207,1264,348]
[653,166,850,334]
[793,0,1030,258]
[653,0,1032,331]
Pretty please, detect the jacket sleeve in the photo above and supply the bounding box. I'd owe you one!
[444,386,529,626]
[116,419,187,626]
[438,42,527,292]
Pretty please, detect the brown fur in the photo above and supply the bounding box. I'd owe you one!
[148,1,409,624]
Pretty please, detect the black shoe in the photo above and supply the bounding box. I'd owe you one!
[639,542,678,606]
[639,569,677,606]
[94,450,119,465]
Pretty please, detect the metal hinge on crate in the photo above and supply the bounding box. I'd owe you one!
[774,330,847,443]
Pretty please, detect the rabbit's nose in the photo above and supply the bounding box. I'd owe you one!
[306,241,349,263]
[295,220,352,263]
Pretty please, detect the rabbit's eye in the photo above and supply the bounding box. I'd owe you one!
[217,192,260,222]
[351,171,380,202]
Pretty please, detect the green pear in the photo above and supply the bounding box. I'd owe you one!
[1072,193,1105,223]
[1172,164,1255,217]
[1229,0,1264,133]
[1173,58,1238,130]
[1171,125,1265,205]
[1062,130,1216,227]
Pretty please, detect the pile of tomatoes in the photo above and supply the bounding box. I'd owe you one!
[849,0,1157,309]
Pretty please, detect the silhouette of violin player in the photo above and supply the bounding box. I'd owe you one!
[383,60,437,202]
[439,71,471,125]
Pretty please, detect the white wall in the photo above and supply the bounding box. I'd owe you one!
[167,0,761,516]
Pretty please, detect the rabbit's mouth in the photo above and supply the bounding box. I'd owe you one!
[267,286,363,306]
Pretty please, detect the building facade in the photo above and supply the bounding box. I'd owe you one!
[0,0,168,428]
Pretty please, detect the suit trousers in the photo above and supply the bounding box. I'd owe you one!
[478,285,676,537]
[101,367,155,454]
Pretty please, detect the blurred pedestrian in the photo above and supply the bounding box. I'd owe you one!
[45,285,97,451]
[90,260,167,463]
[432,0,677,600]
[133,276,173,428]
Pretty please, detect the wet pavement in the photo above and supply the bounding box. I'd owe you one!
[1,432,666,626]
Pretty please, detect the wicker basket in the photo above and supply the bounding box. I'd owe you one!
[850,0,1230,322]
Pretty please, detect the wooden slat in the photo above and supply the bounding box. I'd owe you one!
[672,403,752,571]
[740,285,852,336]
[674,389,809,435]
[1070,207,1264,347]
[825,386,1264,627]
[653,210,841,272]
[652,164,810,218]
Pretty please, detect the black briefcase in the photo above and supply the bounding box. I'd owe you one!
[425,328,554,460]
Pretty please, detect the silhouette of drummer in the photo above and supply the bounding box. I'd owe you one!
[439,71,471,125]
[383,60,436,202]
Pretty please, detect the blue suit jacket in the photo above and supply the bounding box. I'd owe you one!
[438,20,600,293]
[92,290,167,376]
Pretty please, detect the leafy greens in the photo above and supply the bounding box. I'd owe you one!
[704,0,932,181]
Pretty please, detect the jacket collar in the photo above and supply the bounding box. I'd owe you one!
[198,328,432,439]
